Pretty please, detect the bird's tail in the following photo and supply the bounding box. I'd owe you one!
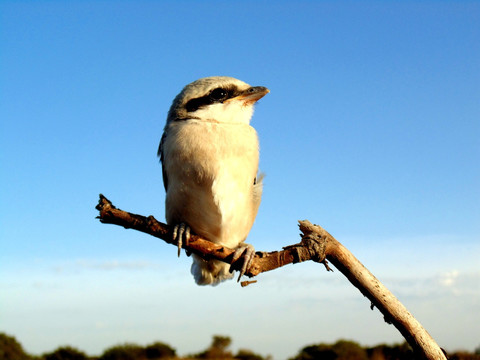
[191,255,234,286]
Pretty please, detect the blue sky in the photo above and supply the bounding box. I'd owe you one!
[1,1,479,359]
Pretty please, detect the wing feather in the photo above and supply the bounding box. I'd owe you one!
[158,131,169,191]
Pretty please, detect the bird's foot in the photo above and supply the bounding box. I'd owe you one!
[172,223,191,257]
[230,243,255,282]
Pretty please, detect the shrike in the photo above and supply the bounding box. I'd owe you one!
[158,76,269,285]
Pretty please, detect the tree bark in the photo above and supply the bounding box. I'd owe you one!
[95,194,447,360]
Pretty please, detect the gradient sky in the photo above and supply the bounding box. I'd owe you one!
[1,1,479,359]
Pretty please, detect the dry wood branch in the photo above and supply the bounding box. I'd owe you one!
[95,194,325,276]
[95,194,447,360]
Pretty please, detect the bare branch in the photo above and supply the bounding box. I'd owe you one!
[95,194,326,276]
[95,194,447,360]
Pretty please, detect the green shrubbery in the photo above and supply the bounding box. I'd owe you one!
[0,333,29,360]
[1,332,479,360]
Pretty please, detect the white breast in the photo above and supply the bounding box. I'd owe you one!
[163,119,259,247]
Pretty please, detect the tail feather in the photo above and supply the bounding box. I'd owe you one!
[191,255,234,286]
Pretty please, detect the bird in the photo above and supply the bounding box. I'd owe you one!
[158,76,269,285]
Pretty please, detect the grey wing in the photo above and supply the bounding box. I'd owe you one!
[158,131,169,191]
[252,173,264,218]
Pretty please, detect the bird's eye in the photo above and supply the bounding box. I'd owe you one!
[209,88,228,101]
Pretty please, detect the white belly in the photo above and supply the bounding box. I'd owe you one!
[163,120,259,248]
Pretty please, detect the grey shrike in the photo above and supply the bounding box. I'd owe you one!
[158,76,269,285]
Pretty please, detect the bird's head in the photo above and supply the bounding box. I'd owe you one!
[167,76,269,125]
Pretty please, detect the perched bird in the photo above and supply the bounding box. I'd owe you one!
[158,76,269,285]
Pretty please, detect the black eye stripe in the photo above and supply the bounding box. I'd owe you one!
[185,96,210,113]
[184,86,240,113]
[210,88,228,101]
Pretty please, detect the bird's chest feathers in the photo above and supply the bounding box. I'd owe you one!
[164,121,259,240]
[166,120,259,181]
[165,120,258,201]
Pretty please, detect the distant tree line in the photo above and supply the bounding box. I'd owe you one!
[1,332,479,360]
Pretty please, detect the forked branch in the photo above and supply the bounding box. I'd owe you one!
[95,194,447,360]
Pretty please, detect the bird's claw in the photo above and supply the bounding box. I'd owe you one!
[230,244,255,282]
[172,223,191,257]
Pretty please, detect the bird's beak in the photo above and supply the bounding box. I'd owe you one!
[225,86,270,105]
